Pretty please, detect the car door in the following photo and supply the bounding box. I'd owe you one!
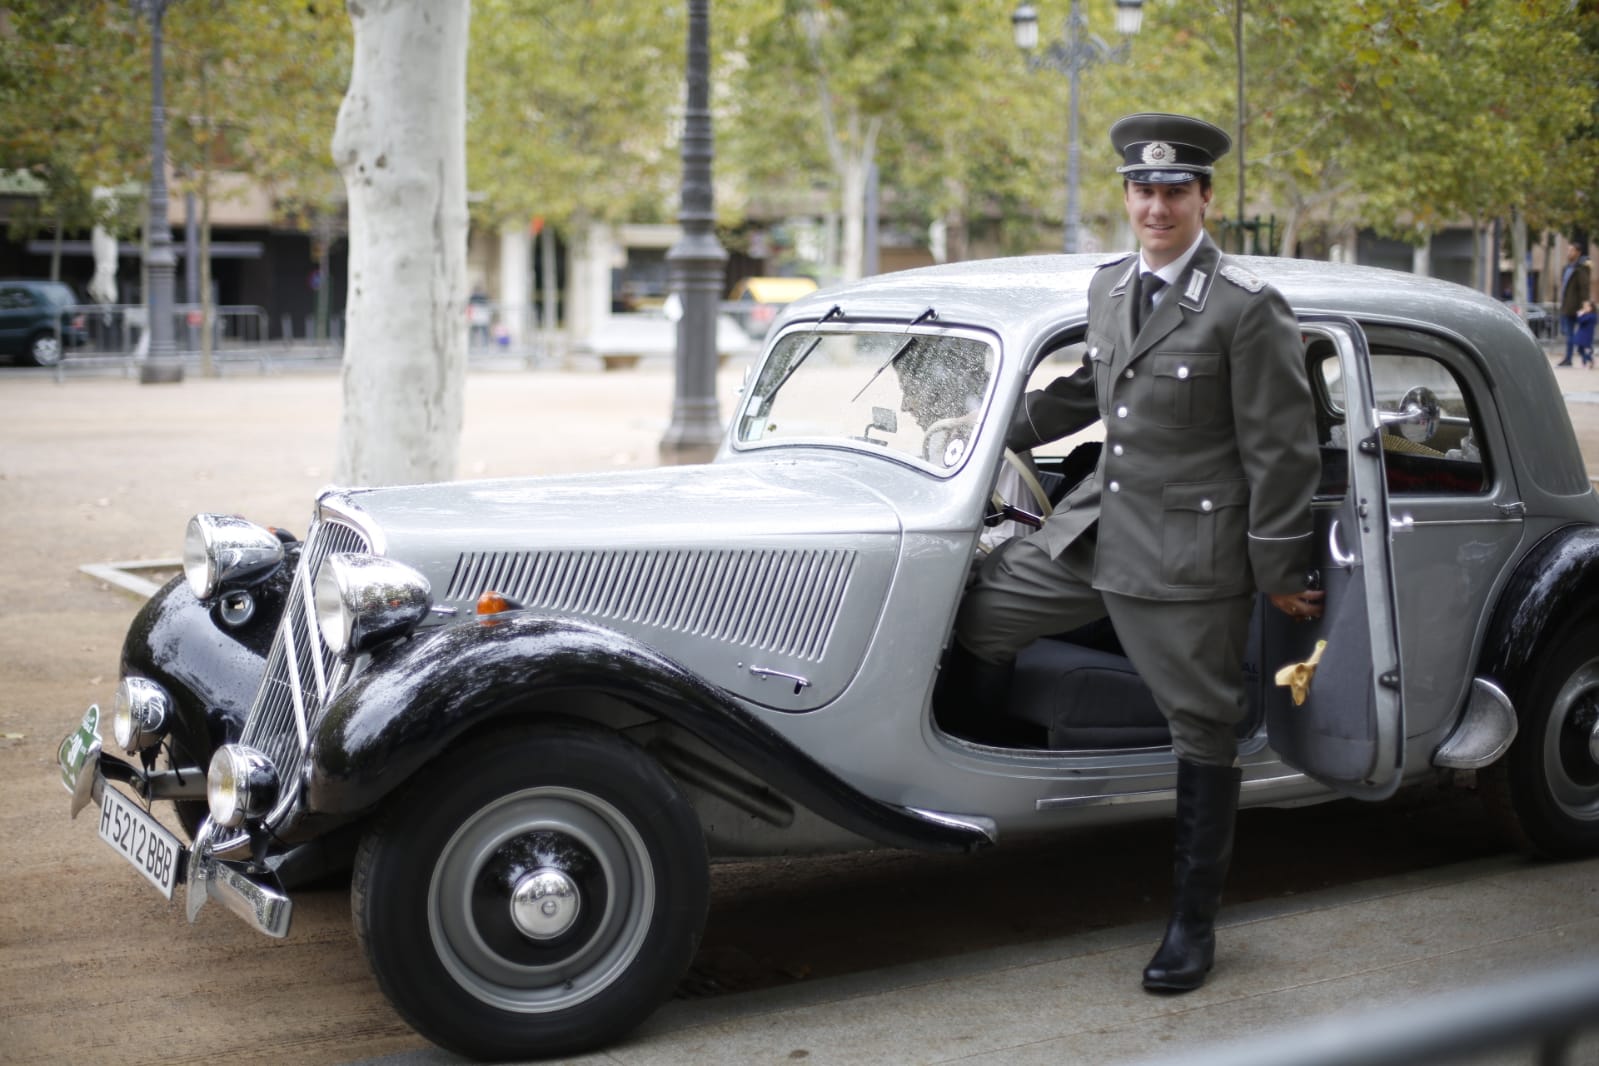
[1261,316,1405,800]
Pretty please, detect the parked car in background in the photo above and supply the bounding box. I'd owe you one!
[0,279,86,367]
[726,274,818,338]
[58,255,1599,1061]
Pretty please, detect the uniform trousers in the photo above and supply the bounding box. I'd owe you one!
[955,528,1254,767]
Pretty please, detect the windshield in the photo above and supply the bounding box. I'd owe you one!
[735,328,999,473]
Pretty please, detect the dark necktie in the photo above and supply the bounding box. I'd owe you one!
[1137,273,1166,332]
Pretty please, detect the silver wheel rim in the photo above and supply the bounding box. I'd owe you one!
[1542,657,1599,821]
[32,335,60,366]
[428,786,655,1013]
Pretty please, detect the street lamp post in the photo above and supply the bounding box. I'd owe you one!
[1011,1,1144,255]
[134,0,183,384]
[659,0,728,465]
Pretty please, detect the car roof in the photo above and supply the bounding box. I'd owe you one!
[782,252,1536,374]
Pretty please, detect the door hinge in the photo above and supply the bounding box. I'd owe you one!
[1358,435,1381,455]
[1379,670,1401,690]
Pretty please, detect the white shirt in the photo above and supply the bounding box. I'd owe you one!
[1137,231,1207,310]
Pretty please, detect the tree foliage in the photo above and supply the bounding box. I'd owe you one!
[466,1,684,228]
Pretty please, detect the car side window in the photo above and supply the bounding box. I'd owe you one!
[1315,348,1490,497]
[0,286,31,310]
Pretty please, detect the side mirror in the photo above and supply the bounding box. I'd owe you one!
[1378,386,1440,443]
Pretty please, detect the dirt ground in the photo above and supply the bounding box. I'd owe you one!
[3,358,1598,1065]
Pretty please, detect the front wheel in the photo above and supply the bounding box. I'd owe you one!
[1482,621,1599,858]
[26,331,62,368]
[352,721,708,1061]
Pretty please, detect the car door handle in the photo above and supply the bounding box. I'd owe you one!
[1390,513,1415,533]
[1328,518,1359,567]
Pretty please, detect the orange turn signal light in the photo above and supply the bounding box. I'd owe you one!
[475,590,520,616]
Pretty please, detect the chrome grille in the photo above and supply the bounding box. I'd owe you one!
[447,548,855,662]
[239,517,371,822]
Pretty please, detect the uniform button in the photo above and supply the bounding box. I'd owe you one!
[1200,499,1214,512]
[1109,481,1120,493]
[1090,346,1099,358]
[1177,365,1190,380]
[1124,368,1135,379]
[1112,444,1124,457]
[1116,405,1128,418]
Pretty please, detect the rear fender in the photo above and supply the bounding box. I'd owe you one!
[305,614,989,853]
[1480,524,1599,699]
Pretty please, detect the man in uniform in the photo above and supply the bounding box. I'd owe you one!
[948,113,1324,992]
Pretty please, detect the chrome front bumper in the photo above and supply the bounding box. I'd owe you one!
[58,716,294,939]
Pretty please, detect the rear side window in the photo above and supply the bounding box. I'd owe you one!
[1316,349,1490,497]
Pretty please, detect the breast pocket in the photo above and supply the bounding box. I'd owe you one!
[1161,479,1249,589]
[1152,352,1222,428]
[1087,335,1115,395]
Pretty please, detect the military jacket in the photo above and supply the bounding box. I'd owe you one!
[1007,235,1319,601]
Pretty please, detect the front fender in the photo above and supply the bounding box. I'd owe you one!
[119,562,292,761]
[1480,524,1599,696]
[306,615,987,853]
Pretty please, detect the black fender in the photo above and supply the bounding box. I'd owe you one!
[1480,524,1599,699]
[306,614,988,853]
[119,557,295,763]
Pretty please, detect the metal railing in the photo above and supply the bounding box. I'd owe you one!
[1132,959,1599,1066]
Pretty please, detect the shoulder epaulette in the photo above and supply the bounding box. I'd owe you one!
[1219,262,1265,293]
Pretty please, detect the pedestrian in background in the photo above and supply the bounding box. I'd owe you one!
[1558,242,1591,366]
[1575,299,1596,369]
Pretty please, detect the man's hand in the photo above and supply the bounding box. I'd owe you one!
[1270,589,1325,621]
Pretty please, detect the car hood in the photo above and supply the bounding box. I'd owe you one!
[323,458,902,562]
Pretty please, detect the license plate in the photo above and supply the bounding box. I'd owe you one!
[98,787,182,899]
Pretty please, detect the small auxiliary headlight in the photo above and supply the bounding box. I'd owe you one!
[313,553,432,658]
[206,745,280,828]
[183,514,285,601]
[111,676,171,753]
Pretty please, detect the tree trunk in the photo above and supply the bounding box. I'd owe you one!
[332,0,470,486]
[1510,208,1529,308]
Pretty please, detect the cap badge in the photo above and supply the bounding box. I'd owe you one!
[1141,141,1174,165]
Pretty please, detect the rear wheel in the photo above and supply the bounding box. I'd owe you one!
[26,331,62,368]
[352,721,708,1060]
[1482,621,1599,858]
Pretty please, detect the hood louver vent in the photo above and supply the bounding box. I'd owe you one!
[446,548,856,663]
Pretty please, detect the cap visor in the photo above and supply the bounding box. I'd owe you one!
[1117,166,1208,184]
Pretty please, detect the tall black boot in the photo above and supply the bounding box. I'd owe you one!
[1142,759,1242,993]
[932,641,1013,741]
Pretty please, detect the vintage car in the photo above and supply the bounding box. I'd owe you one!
[57,254,1599,1060]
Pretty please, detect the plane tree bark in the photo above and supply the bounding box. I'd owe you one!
[332,0,470,486]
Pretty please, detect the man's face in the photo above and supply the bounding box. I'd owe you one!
[1569,245,1581,264]
[1124,179,1212,268]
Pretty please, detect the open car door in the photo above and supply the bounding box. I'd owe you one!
[1262,316,1405,800]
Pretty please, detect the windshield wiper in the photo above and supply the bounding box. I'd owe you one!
[850,307,937,403]
[766,304,842,399]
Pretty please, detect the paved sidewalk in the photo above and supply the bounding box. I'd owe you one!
[356,854,1599,1066]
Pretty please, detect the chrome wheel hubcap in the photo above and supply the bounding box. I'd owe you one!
[510,867,581,940]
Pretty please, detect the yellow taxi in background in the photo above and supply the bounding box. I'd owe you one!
[727,275,818,338]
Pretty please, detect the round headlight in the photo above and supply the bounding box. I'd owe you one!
[111,676,170,753]
[183,514,285,601]
[314,553,432,658]
[206,745,280,828]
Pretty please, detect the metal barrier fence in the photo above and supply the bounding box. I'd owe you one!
[1133,958,1599,1066]
[50,303,292,378]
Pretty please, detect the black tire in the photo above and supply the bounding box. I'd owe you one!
[26,330,62,368]
[1482,621,1599,858]
[351,721,708,1061]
